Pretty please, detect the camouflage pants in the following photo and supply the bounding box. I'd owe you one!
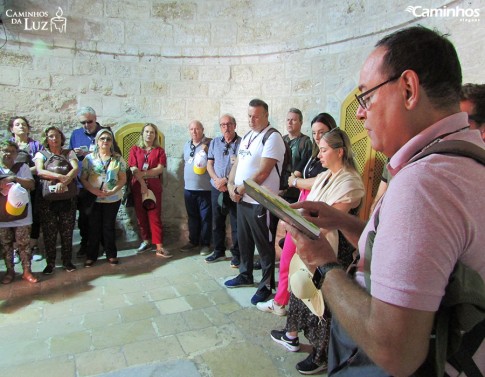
[0,225,32,271]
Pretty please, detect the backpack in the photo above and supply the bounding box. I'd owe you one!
[262,128,292,191]
[0,163,29,222]
[40,150,78,201]
[365,139,485,377]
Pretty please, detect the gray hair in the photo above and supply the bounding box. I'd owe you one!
[77,106,96,117]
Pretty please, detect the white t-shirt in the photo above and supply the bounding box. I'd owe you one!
[235,126,286,204]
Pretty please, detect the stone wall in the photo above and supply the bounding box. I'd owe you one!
[1,0,483,245]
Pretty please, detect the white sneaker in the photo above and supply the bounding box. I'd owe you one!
[13,250,20,265]
[256,299,287,316]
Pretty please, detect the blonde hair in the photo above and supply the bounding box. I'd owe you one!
[321,128,358,172]
[137,123,161,148]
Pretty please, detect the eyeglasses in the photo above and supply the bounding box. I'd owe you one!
[355,74,401,110]
[190,143,196,157]
[220,122,234,127]
[99,137,112,142]
[80,120,94,125]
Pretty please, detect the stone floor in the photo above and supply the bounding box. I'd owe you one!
[0,242,327,377]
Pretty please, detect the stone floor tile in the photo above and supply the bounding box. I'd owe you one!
[119,302,160,322]
[184,292,213,309]
[181,308,213,330]
[152,312,189,337]
[123,335,185,365]
[205,288,233,305]
[76,346,127,377]
[0,355,75,377]
[203,342,284,377]
[201,306,232,326]
[84,308,122,329]
[155,296,192,314]
[0,336,49,367]
[36,314,86,338]
[50,330,92,356]
[91,319,157,349]
[146,285,178,301]
[173,282,203,296]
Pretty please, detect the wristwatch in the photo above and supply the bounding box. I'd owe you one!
[312,262,344,289]
[292,178,298,187]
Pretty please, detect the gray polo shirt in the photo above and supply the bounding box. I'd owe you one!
[183,136,212,191]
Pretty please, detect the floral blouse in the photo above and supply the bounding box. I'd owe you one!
[81,153,126,203]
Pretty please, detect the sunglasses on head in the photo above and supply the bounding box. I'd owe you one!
[80,120,94,125]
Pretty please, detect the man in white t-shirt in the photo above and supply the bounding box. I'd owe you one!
[225,99,286,305]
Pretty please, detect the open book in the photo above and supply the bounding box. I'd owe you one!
[243,179,320,240]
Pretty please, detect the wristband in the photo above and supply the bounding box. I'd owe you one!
[312,262,344,289]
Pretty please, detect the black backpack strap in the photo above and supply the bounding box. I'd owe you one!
[262,128,282,177]
[9,162,24,174]
[448,319,485,377]
[409,140,485,166]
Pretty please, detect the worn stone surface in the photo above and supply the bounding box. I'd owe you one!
[0,0,483,244]
[0,247,311,376]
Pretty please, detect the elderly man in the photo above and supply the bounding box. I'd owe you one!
[180,120,212,256]
[288,26,485,376]
[205,114,241,266]
[225,99,286,305]
[282,107,312,203]
[69,106,120,257]
[460,83,485,142]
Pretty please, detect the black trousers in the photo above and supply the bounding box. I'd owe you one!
[211,187,239,257]
[237,201,278,292]
[86,200,121,261]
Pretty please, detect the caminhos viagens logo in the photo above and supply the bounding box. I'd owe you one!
[4,6,67,33]
[405,5,480,22]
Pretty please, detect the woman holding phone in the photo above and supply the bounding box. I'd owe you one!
[80,129,126,267]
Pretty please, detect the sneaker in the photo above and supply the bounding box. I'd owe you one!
[84,259,95,267]
[108,258,119,265]
[224,274,254,289]
[270,329,300,352]
[256,299,287,316]
[31,246,43,261]
[251,286,272,305]
[199,246,211,256]
[296,353,327,375]
[230,256,240,268]
[180,242,198,252]
[77,245,87,258]
[253,259,262,270]
[63,262,77,272]
[137,241,152,253]
[13,250,20,264]
[156,248,173,258]
[205,252,226,263]
[43,264,55,275]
